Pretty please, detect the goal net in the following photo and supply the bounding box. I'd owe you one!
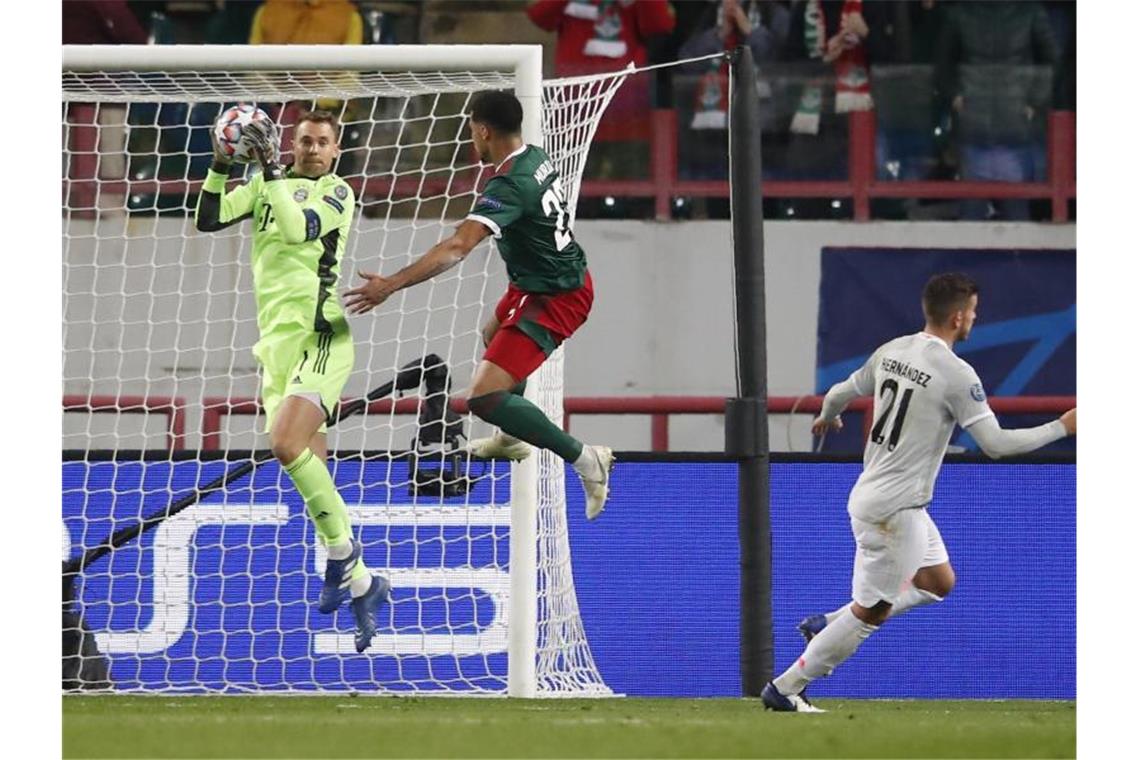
[62,45,627,695]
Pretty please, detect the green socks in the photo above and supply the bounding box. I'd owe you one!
[469,390,584,463]
[284,449,353,548]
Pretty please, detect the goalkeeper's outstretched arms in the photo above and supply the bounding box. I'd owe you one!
[967,408,1076,459]
[342,220,491,314]
[195,132,258,232]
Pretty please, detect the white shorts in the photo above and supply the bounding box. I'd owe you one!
[850,507,949,608]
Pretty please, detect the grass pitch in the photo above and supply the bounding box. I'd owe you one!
[63,696,1074,759]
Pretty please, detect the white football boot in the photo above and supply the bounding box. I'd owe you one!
[579,445,615,521]
[761,682,826,713]
[466,432,532,461]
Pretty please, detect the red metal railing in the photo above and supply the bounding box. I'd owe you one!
[62,394,187,451]
[200,396,475,450]
[561,395,1075,451]
[191,394,1072,452]
[64,109,1075,224]
[580,110,1076,222]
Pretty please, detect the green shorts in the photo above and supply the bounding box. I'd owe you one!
[257,328,354,434]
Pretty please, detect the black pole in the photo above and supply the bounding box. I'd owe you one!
[726,45,772,697]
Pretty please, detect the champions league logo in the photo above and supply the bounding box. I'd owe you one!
[970,384,986,402]
[476,195,504,212]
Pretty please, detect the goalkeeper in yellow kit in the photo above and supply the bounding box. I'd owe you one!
[195,110,389,653]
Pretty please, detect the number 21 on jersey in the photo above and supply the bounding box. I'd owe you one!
[870,378,914,451]
[541,178,572,252]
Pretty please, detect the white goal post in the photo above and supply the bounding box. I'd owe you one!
[62,44,627,697]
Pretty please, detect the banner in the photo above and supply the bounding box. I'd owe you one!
[63,458,1075,698]
[816,247,1075,451]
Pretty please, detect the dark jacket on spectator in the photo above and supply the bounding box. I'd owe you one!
[935,1,1059,144]
[62,0,148,44]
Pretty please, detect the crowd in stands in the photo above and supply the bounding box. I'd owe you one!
[63,0,1076,221]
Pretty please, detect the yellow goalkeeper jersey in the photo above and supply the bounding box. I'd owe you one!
[195,166,356,357]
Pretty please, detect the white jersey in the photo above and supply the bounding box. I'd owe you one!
[845,332,994,522]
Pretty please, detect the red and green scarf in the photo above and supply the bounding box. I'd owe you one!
[791,0,873,134]
[566,0,629,58]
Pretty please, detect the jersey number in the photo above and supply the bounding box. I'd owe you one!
[870,378,914,451]
[258,203,275,232]
[540,178,573,253]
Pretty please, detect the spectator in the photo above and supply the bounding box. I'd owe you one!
[249,0,363,45]
[935,1,1059,221]
[204,1,260,45]
[249,0,365,166]
[62,0,148,44]
[526,0,675,180]
[674,0,790,190]
[775,0,882,187]
[680,0,790,68]
[865,1,947,185]
[63,1,148,216]
[679,1,790,129]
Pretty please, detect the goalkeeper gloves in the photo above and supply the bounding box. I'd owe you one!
[241,119,283,181]
[208,132,233,174]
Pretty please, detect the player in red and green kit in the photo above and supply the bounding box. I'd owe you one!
[195,110,389,652]
[344,90,613,520]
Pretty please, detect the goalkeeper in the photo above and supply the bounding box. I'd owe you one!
[195,110,389,653]
[344,91,613,520]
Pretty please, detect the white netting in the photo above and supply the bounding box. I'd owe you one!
[62,53,625,695]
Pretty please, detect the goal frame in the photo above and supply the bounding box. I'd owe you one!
[63,43,546,698]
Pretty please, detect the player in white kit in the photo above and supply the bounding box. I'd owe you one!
[762,273,1077,712]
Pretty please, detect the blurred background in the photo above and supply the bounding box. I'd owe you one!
[63,0,1077,222]
[62,1,1076,454]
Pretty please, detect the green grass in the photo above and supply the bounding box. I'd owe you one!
[63,696,1075,759]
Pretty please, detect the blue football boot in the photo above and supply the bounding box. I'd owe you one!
[761,681,825,713]
[352,575,392,653]
[797,614,828,644]
[318,540,362,614]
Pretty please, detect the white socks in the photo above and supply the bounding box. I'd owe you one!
[888,585,943,618]
[822,585,943,626]
[774,608,877,696]
[824,604,849,625]
[572,445,602,480]
[326,541,353,561]
[326,540,372,598]
[349,572,373,598]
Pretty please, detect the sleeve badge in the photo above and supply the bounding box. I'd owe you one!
[476,195,504,211]
[334,184,349,200]
[969,383,986,402]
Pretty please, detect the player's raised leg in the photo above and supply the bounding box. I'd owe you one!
[765,508,930,712]
[466,348,613,520]
[799,514,955,642]
[467,314,533,461]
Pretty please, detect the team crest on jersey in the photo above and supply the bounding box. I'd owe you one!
[970,383,986,402]
[334,184,349,200]
[293,188,309,202]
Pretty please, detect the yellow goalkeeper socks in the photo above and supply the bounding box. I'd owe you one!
[284,449,353,548]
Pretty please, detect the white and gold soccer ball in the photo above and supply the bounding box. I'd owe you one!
[213,104,271,163]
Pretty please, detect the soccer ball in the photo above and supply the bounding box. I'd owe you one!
[213,104,270,163]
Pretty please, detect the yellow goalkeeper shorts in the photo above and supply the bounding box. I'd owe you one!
[257,328,354,434]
